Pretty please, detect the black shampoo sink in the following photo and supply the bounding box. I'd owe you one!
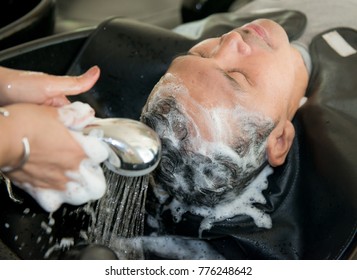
[0,0,55,51]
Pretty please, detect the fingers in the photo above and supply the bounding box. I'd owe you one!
[42,66,100,107]
[5,101,109,212]
[9,135,108,212]
[43,96,71,107]
[45,66,100,98]
[0,66,100,106]
[11,139,108,212]
[10,166,69,191]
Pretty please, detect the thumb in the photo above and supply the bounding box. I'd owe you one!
[46,66,100,98]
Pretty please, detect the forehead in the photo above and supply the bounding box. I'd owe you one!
[164,56,248,109]
[146,72,190,107]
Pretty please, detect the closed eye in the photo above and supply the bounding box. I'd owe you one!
[187,50,209,58]
[186,51,252,90]
[217,68,245,92]
[227,68,253,86]
[187,51,252,86]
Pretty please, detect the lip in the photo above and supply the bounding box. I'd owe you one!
[243,23,271,46]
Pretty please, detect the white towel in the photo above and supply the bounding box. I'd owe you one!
[18,102,109,212]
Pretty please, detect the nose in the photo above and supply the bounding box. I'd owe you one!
[213,31,251,60]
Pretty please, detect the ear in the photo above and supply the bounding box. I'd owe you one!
[266,120,295,167]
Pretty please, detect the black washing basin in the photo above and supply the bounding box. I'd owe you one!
[0,0,55,51]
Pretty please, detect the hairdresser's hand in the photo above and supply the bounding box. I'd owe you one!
[0,66,100,107]
[0,103,107,190]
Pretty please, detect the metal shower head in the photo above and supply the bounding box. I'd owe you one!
[83,118,161,177]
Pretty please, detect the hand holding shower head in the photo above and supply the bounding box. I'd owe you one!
[2,102,161,213]
[83,118,161,177]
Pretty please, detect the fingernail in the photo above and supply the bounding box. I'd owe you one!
[85,65,100,77]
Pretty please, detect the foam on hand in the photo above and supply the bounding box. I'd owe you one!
[17,102,109,212]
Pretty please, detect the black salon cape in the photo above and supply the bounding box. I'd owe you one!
[0,10,356,259]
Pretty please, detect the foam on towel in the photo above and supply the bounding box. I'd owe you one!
[17,102,109,212]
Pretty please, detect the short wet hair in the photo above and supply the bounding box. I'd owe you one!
[141,96,274,207]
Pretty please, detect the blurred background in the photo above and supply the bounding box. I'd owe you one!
[0,0,251,51]
[55,0,182,32]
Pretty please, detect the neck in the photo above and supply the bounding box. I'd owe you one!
[291,41,312,77]
[288,43,311,119]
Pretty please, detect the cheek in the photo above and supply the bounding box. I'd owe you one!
[256,50,296,91]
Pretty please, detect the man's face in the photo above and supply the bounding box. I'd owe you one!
[145,19,308,145]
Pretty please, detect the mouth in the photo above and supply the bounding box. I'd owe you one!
[243,23,271,47]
